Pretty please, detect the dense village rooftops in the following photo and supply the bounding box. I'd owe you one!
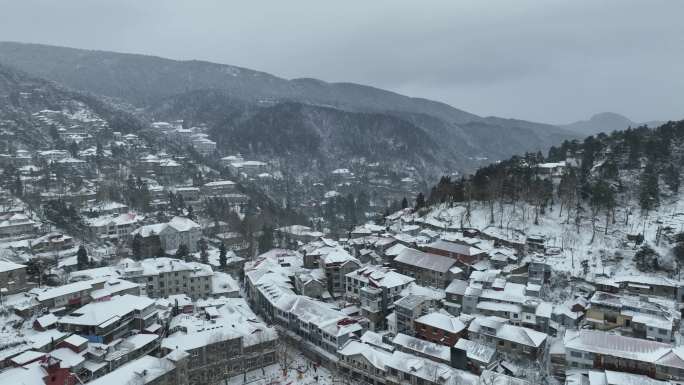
[394,294,429,310]
[59,294,154,327]
[339,339,479,384]
[394,248,456,273]
[469,316,547,348]
[589,291,678,319]
[10,350,45,365]
[393,333,450,362]
[203,180,235,187]
[245,249,302,279]
[385,243,408,257]
[346,265,414,288]
[387,350,479,385]
[415,311,466,334]
[163,298,276,351]
[427,240,484,256]
[582,370,673,385]
[595,274,684,289]
[477,301,522,314]
[318,247,359,265]
[63,334,88,347]
[0,259,25,272]
[0,361,46,385]
[338,339,393,370]
[479,282,528,304]
[119,257,212,278]
[0,212,35,227]
[445,279,469,296]
[50,347,85,368]
[454,338,497,363]
[88,355,175,385]
[30,279,93,302]
[360,330,394,351]
[401,283,447,301]
[35,313,58,328]
[86,212,144,228]
[563,330,681,365]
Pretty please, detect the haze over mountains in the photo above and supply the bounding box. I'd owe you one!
[560,112,665,137]
[0,41,664,177]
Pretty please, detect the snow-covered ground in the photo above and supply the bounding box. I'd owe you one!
[416,190,684,281]
[226,353,335,385]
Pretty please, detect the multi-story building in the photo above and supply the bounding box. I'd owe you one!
[131,216,201,253]
[87,352,188,385]
[57,294,158,344]
[460,279,553,333]
[414,311,466,346]
[468,316,548,360]
[244,250,363,363]
[564,329,684,382]
[317,247,361,296]
[0,212,37,237]
[161,298,277,385]
[345,265,414,330]
[392,248,461,289]
[422,239,487,266]
[119,258,213,299]
[394,294,432,336]
[0,260,30,294]
[29,277,140,313]
[200,180,236,196]
[190,134,216,156]
[391,333,451,365]
[595,275,684,302]
[337,340,483,385]
[586,291,678,342]
[86,212,144,243]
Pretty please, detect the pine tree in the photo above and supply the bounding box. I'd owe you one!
[76,245,89,270]
[219,243,227,270]
[663,163,680,193]
[12,175,22,197]
[198,238,209,264]
[131,234,143,260]
[258,226,274,253]
[176,244,190,262]
[415,192,425,210]
[639,163,660,212]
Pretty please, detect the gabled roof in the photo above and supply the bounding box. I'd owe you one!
[394,248,456,273]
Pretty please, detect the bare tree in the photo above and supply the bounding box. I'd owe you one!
[277,340,295,377]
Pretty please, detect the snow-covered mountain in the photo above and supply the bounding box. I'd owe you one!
[0,41,578,175]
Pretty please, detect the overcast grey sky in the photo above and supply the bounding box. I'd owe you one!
[1,0,682,123]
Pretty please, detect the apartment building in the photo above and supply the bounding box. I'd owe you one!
[161,298,277,385]
[57,294,158,344]
[392,248,460,288]
[119,258,213,299]
[468,316,548,360]
[345,265,414,331]
[564,329,684,382]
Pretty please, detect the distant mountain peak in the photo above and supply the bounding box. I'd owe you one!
[588,111,633,122]
[559,111,666,136]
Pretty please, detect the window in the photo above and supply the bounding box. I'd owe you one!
[570,351,582,358]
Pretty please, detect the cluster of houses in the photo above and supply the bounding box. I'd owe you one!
[3,112,683,385]
[0,253,262,385]
[238,211,684,385]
